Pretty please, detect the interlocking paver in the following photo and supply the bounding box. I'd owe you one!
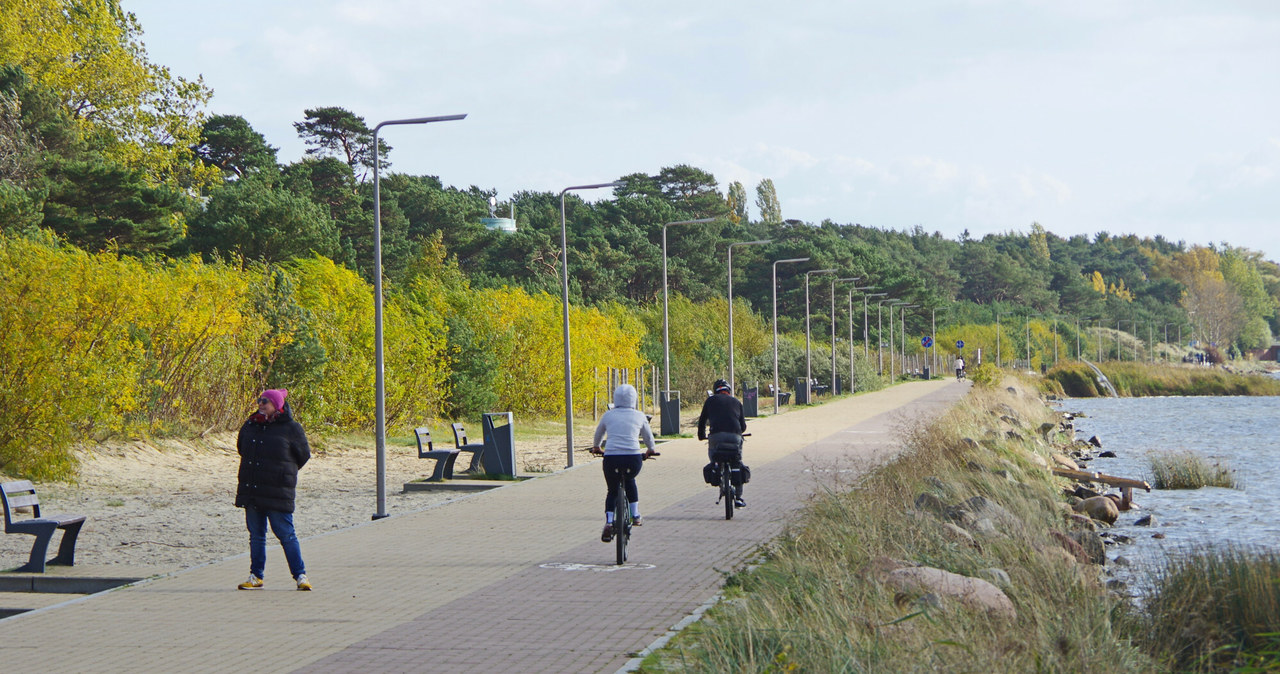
[0,380,965,672]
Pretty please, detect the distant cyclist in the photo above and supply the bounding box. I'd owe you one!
[697,379,748,508]
[590,384,656,543]
[955,355,966,380]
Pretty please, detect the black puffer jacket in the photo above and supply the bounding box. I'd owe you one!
[235,404,311,513]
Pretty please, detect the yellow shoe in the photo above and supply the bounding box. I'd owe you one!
[238,574,263,590]
[295,574,312,591]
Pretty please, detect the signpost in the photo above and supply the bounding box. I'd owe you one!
[956,339,965,350]
[921,336,933,348]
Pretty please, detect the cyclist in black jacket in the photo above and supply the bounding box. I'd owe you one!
[698,379,748,507]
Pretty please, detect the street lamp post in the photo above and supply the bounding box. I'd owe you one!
[852,287,877,387]
[560,181,624,468]
[900,304,918,376]
[876,297,895,374]
[661,217,715,434]
[727,239,772,391]
[889,300,908,382]
[772,258,810,414]
[803,269,836,402]
[830,277,860,394]
[996,312,1004,369]
[864,292,885,360]
[372,113,466,521]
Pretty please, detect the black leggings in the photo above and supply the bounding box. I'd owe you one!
[602,454,643,511]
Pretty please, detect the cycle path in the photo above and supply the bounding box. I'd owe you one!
[0,379,966,672]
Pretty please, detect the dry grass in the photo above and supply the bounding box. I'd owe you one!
[1142,545,1280,671]
[640,380,1155,673]
[1148,451,1238,490]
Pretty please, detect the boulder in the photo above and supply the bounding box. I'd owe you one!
[977,567,1012,588]
[1069,529,1107,565]
[1088,435,1103,448]
[1050,530,1090,564]
[1098,450,1117,458]
[1037,422,1057,437]
[1051,453,1080,470]
[1000,415,1024,428]
[1067,513,1097,531]
[1026,452,1049,469]
[1134,514,1157,527]
[914,492,947,515]
[960,438,980,450]
[1106,579,1127,591]
[941,522,978,548]
[1112,556,1132,567]
[1152,532,1166,539]
[1074,496,1119,524]
[884,567,1017,620]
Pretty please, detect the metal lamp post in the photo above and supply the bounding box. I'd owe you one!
[773,258,810,414]
[888,300,908,382]
[560,181,625,468]
[660,217,716,435]
[876,297,895,374]
[830,277,860,394]
[849,286,876,389]
[802,269,836,402]
[372,113,466,521]
[996,311,1004,369]
[727,239,772,391]
[899,304,917,376]
[864,292,885,361]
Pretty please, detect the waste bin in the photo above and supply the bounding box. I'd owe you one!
[923,366,931,380]
[481,412,516,476]
[795,377,810,405]
[742,383,758,417]
[833,375,842,396]
[659,391,681,436]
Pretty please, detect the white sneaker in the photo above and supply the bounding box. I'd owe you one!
[295,574,312,591]
[238,574,263,590]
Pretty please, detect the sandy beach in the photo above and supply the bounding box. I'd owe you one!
[0,426,604,575]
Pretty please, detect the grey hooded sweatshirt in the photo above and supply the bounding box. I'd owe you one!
[592,384,656,455]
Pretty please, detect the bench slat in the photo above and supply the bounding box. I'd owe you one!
[3,493,39,509]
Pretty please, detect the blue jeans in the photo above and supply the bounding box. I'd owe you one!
[245,505,306,579]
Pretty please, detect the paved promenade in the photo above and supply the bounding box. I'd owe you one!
[0,380,966,672]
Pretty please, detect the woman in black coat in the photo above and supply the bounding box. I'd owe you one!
[235,388,313,591]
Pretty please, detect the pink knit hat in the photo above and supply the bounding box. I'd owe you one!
[259,389,288,411]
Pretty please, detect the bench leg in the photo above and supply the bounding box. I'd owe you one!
[50,520,84,566]
[427,455,453,482]
[16,523,57,573]
[466,451,484,473]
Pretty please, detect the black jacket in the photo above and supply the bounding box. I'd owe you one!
[235,405,311,513]
[697,393,746,440]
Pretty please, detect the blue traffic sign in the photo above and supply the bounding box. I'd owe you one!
[955,340,965,349]
[922,336,933,348]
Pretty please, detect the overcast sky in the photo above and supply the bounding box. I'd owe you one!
[128,0,1280,258]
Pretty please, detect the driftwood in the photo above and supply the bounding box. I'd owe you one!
[1052,467,1151,492]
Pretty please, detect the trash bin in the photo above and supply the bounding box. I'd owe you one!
[481,412,516,477]
[659,391,681,436]
[833,374,842,396]
[923,366,931,380]
[742,383,758,417]
[794,377,810,405]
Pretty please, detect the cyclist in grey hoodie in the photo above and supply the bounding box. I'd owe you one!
[590,384,656,543]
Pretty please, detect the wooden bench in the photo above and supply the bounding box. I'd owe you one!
[451,423,487,473]
[1,481,86,573]
[415,427,461,482]
[766,384,791,405]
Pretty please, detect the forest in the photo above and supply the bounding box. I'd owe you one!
[3,1,1279,478]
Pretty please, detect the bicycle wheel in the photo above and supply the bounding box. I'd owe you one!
[614,478,628,564]
[721,463,734,520]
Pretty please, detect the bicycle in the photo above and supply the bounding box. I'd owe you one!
[592,448,658,565]
[711,433,749,520]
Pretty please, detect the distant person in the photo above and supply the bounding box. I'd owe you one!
[955,356,966,380]
[698,379,748,508]
[590,384,656,542]
[235,389,312,591]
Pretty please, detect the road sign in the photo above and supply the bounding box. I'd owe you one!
[922,336,933,348]
[955,340,965,349]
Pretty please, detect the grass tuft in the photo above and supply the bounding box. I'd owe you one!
[1142,545,1280,671]
[1148,451,1237,489]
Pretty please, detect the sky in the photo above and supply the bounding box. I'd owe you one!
[127,0,1280,259]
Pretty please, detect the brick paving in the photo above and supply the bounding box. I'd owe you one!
[0,380,966,673]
